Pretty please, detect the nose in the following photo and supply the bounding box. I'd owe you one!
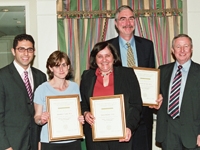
[59,65,64,71]
[24,49,28,55]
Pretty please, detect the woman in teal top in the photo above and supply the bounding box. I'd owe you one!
[34,51,84,150]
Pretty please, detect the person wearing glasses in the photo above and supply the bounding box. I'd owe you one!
[106,5,156,150]
[0,34,47,150]
[34,51,84,150]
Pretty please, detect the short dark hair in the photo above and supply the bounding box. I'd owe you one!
[172,34,193,48]
[89,41,122,69]
[13,34,35,49]
[46,50,73,80]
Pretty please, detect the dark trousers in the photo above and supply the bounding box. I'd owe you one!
[132,107,153,150]
[41,140,81,150]
[132,123,152,150]
[84,125,132,150]
[161,116,200,150]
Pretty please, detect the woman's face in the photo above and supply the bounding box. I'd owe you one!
[49,58,69,79]
[95,46,114,73]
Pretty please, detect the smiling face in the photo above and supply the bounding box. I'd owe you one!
[49,58,70,80]
[12,40,35,70]
[96,46,114,73]
[172,37,193,65]
[115,8,135,40]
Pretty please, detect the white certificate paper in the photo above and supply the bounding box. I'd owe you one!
[133,67,160,106]
[90,94,126,141]
[46,95,84,141]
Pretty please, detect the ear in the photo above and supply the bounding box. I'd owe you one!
[11,48,16,56]
[114,20,118,28]
[171,47,174,54]
[67,65,70,70]
[48,66,53,72]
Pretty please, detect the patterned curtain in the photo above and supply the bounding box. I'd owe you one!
[58,18,107,83]
[57,0,182,149]
[57,0,182,83]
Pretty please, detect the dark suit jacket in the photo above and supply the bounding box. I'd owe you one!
[156,61,200,148]
[80,67,142,138]
[0,62,46,150]
[107,36,155,128]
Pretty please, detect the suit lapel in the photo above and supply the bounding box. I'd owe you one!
[113,67,122,94]
[87,70,97,97]
[111,37,121,60]
[8,63,27,92]
[32,67,39,91]
[182,62,198,103]
[135,36,144,67]
[161,63,174,108]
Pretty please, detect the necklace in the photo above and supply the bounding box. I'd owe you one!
[101,70,112,77]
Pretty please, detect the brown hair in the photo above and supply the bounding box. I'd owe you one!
[46,50,73,80]
[89,41,122,69]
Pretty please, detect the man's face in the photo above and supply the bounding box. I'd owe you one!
[171,37,192,65]
[12,40,35,69]
[115,9,135,38]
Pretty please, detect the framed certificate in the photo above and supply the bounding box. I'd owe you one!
[90,94,126,141]
[46,94,84,141]
[133,67,160,106]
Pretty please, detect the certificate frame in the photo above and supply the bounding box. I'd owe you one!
[46,94,84,142]
[90,94,126,141]
[133,67,160,106]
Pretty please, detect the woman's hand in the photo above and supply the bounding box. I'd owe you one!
[40,112,50,125]
[119,128,132,142]
[84,111,95,126]
[149,94,163,110]
[78,115,85,124]
[197,135,200,147]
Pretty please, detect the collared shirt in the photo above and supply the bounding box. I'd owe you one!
[168,60,191,114]
[119,36,138,67]
[13,60,34,90]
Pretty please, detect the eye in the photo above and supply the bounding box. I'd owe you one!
[97,55,102,59]
[62,63,67,67]
[129,17,135,21]
[27,48,34,52]
[119,17,126,21]
[18,47,25,51]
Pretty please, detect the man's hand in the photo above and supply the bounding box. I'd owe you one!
[149,94,163,109]
[119,128,132,142]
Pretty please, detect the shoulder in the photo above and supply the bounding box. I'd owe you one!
[134,35,152,42]
[81,69,95,77]
[190,61,200,71]
[35,81,48,90]
[31,67,45,75]
[68,80,79,87]
[159,62,174,71]
[134,35,153,45]
[106,36,119,44]
[114,66,134,74]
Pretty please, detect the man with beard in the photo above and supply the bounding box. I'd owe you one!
[107,5,155,150]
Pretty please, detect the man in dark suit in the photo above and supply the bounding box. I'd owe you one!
[0,34,47,150]
[107,5,155,150]
[156,34,200,149]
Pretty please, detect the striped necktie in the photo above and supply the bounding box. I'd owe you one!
[168,65,182,119]
[126,42,135,67]
[24,71,33,100]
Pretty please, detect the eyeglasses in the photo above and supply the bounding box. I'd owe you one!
[16,47,35,53]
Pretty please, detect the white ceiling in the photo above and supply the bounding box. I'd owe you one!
[0,6,25,37]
